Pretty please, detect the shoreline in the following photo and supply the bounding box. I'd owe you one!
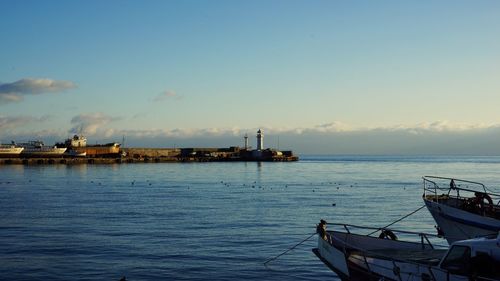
[0,155,299,165]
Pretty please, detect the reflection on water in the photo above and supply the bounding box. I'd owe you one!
[1,156,500,280]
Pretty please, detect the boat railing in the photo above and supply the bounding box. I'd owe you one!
[322,223,497,281]
[423,176,500,205]
[325,223,448,250]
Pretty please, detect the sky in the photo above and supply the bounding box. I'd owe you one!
[1,0,500,154]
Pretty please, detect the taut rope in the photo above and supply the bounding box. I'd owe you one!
[367,205,426,236]
[263,232,316,265]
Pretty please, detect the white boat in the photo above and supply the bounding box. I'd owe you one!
[313,221,500,281]
[63,135,121,157]
[423,176,500,244]
[19,140,67,156]
[0,142,24,156]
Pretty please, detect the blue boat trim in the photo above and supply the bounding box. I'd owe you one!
[438,212,500,232]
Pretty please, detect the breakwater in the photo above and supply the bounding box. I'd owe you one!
[0,147,298,165]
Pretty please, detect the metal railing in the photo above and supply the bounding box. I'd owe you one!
[321,223,498,281]
[423,176,500,205]
[325,223,448,250]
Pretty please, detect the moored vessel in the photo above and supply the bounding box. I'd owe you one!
[423,176,500,244]
[19,140,67,157]
[63,135,121,157]
[313,221,500,281]
[0,142,24,157]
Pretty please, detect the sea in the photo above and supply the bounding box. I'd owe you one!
[2,155,500,281]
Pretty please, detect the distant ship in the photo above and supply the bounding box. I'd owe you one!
[0,142,24,157]
[63,135,121,157]
[19,140,67,156]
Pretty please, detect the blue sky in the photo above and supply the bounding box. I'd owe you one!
[1,1,500,154]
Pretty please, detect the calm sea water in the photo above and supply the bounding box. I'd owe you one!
[2,155,500,281]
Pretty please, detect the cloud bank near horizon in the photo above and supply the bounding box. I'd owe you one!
[0,78,76,104]
[110,122,500,155]
[2,117,500,155]
[0,115,53,132]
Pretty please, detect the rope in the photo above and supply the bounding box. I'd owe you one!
[264,205,427,266]
[263,232,316,265]
[367,205,426,236]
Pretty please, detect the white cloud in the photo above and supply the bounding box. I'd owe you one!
[310,121,352,133]
[0,78,76,104]
[69,113,120,135]
[0,93,23,103]
[0,115,53,132]
[0,116,36,132]
[108,121,497,140]
[382,121,492,135]
[153,90,178,102]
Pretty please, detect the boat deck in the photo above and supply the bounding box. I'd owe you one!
[351,248,447,265]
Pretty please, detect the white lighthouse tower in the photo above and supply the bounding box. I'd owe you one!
[256,129,264,151]
[244,133,249,150]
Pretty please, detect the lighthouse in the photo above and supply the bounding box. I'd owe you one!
[257,129,264,151]
[244,133,249,150]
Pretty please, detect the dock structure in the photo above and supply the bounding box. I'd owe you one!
[0,130,298,165]
[0,146,298,165]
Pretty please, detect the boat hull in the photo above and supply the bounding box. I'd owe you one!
[314,230,469,281]
[65,150,87,157]
[424,198,500,244]
[316,235,350,279]
[73,146,120,157]
[314,238,385,281]
[21,147,67,157]
[0,147,24,157]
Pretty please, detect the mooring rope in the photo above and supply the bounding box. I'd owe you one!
[263,232,317,265]
[264,205,427,265]
[367,205,426,236]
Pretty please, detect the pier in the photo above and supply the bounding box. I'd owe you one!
[0,130,298,165]
[0,146,298,165]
